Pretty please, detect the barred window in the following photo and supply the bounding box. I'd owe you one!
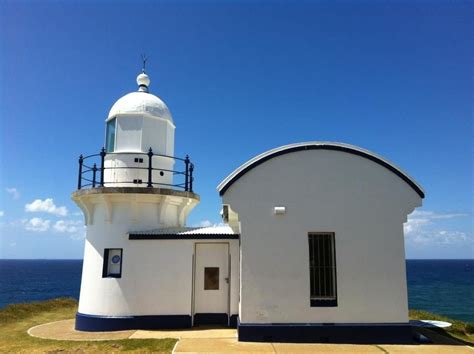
[308,233,337,306]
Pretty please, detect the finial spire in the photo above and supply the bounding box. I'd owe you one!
[141,54,148,73]
[137,54,151,92]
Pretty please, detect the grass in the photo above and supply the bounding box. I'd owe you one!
[0,298,176,353]
[0,298,472,352]
[409,309,473,344]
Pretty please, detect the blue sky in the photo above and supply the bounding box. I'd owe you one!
[0,0,472,259]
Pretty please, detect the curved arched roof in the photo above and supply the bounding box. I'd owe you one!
[217,142,425,198]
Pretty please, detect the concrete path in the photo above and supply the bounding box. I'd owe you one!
[28,319,473,353]
[173,339,473,353]
[130,326,237,339]
[28,319,135,341]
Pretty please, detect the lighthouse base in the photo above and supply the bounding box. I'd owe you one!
[75,312,239,331]
[75,312,192,332]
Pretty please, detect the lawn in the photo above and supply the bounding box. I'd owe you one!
[409,309,473,344]
[0,298,176,353]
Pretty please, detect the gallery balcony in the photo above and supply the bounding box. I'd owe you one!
[76,148,195,193]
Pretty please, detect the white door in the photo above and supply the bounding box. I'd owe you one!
[194,243,229,315]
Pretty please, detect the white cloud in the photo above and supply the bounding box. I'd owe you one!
[53,220,81,233]
[25,198,68,217]
[404,210,471,245]
[408,210,468,220]
[53,220,86,240]
[6,187,20,200]
[197,219,213,227]
[0,211,4,217]
[10,242,16,247]
[17,217,84,239]
[436,230,467,244]
[23,217,51,232]
[195,220,225,228]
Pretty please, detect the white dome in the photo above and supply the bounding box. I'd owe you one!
[107,91,173,122]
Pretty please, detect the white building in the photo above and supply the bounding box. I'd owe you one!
[74,70,424,343]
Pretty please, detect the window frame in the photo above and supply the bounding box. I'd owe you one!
[308,232,338,307]
[102,248,123,278]
[105,118,117,153]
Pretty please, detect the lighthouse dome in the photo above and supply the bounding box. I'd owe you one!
[107,72,173,123]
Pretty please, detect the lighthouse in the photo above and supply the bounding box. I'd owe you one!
[72,66,422,343]
[73,69,220,331]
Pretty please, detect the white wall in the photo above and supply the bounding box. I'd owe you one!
[76,193,239,317]
[79,232,194,316]
[79,234,240,317]
[104,155,175,187]
[222,149,422,324]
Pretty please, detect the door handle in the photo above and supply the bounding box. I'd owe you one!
[225,277,229,284]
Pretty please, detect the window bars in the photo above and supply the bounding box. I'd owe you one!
[308,232,337,304]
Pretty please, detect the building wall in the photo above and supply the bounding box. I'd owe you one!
[104,155,175,187]
[77,196,239,318]
[222,149,422,324]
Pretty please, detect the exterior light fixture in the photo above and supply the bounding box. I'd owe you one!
[273,206,286,215]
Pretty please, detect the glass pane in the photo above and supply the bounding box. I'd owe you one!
[106,118,116,152]
[204,267,219,290]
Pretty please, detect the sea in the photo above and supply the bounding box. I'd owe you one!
[0,259,472,323]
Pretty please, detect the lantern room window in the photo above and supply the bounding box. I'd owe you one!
[105,118,116,152]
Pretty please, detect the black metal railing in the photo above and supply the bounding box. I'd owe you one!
[77,148,195,192]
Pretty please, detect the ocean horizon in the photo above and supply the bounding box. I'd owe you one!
[0,259,472,323]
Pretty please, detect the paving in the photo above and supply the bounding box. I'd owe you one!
[130,326,237,339]
[27,319,134,341]
[173,339,473,353]
[28,319,473,353]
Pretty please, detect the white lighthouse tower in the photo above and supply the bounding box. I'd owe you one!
[73,69,206,331]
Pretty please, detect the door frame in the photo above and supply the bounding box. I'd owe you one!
[191,242,231,326]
